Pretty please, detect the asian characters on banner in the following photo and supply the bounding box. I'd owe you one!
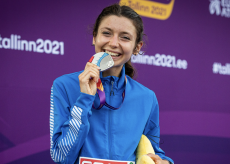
[209,0,230,18]
[0,34,64,55]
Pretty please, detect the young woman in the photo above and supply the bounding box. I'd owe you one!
[50,4,174,164]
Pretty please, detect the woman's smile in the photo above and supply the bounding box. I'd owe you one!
[93,15,138,76]
[105,50,122,60]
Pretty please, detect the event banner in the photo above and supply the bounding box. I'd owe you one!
[0,0,230,163]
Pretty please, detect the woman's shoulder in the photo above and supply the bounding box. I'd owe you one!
[53,70,83,86]
[126,75,156,98]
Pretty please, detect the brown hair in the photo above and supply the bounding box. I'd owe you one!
[92,4,145,78]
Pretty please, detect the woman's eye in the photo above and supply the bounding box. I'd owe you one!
[102,31,110,35]
[122,36,130,40]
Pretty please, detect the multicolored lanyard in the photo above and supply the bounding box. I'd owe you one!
[93,76,127,110]
[89,53,127,110]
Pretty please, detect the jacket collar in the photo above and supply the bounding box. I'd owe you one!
[100,65,126,90]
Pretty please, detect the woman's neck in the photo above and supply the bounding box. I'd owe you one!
[102,65,123,77]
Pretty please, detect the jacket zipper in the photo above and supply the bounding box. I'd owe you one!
[110,81,114,96]
[109,79,114,159]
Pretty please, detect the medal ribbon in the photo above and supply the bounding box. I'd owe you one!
[89,55,127,110]
[92,77,127,110]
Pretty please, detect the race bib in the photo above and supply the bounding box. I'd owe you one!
[79,157,135,164]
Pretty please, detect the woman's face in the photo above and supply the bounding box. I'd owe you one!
[93,15,142,71]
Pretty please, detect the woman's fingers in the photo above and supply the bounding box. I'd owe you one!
[79,62,100,95]
[85,62,100,71]
[80,69,99,83]
[80,63,100,78]
[84,62,100,81]
[147,154,162,164]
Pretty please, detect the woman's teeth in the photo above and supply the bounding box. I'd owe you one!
[105,50,120,56]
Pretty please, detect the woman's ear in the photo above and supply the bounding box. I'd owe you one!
[92,37,96,45]
[133,41,143,55]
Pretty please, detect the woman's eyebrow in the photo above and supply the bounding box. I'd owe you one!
[100,27,132,34]
[100,27,133,37]
[100,27,112,31]
[121,31,132,36]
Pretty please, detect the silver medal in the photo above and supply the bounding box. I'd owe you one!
[91,52,114,71]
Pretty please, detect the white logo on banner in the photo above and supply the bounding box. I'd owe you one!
[131,51,188,69]
[0,34,64,55]
[209,0,230,18]
[213,62,230,75]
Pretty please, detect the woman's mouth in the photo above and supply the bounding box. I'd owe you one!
[105,50,121,57]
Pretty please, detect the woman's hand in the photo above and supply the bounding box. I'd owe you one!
[79,62,100,95]
[147,153,170,164]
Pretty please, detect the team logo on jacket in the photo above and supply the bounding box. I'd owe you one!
[119,0,175,20]
[209,0,230,18]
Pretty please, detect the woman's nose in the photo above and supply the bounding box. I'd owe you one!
[109,36,119,48]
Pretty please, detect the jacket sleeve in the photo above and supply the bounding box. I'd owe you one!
[49,79,94,164]
[143,92,174,164]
